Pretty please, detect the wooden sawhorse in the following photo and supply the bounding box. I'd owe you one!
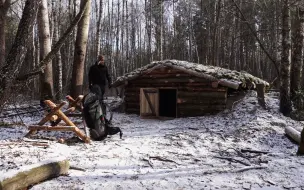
[25,99,90,143]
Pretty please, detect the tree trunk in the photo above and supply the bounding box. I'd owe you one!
[0,10,5,68]
[70,0,91,98]
[16,0,90,82]
[53,0,63,100]
[280,0,292,115]
[291,7,304,108]
[95,0,102,56]
[212,0,221,66]
[38,0,54,100]
[0,0,41,109]
[0,0,11,68]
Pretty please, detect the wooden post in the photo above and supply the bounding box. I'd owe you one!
[256,84,266,109]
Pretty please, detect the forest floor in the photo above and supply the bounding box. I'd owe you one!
[0,91,304,190]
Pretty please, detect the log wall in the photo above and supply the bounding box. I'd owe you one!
[124,67,227,117]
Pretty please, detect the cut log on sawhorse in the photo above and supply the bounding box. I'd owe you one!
[25,100,90,143]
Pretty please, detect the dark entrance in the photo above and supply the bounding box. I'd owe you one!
[159,89,177,118]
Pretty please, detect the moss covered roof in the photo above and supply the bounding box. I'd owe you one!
[112,60,269,89]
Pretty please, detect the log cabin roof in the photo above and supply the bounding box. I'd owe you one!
[111,60,269,89]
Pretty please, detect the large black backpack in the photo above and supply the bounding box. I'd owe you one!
[82,92,106,140]
[82,88,122,141]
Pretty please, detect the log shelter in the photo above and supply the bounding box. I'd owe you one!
[111,60,269,118]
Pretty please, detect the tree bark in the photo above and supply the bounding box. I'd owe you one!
[53,0,63,100]
[280,0,292,115]
[95,0,102,56]
[0,0,11,68]
[70,0,91,98]
[0,0,41,109]
[291,7,304,107]
[38,0,54,100]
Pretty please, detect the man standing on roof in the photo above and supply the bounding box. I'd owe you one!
[88,55,112,101]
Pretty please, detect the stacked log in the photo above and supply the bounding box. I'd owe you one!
[123,67,227,117]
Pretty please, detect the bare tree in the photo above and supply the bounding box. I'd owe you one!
[52,0,64,100]
[0,0,41,108]
[95,0,102,56]
[0,0,11,67]
[16,0,90,82]
[70,0,91,98]
[38,0,53,100]
[280,0,292,115]
[291,6,304,109]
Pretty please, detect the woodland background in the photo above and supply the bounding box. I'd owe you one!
[0,0,303,115]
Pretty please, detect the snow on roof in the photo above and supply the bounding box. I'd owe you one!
[112,60,269,89]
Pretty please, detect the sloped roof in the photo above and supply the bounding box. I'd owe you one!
[111,60,269,89]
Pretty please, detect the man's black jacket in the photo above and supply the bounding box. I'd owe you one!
[88,63,112,88]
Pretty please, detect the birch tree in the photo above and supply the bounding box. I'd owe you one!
[53,0,63,100]
[38,0,53,100]
[70,0,91,98]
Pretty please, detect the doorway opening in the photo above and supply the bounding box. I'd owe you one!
[159,89,177,118]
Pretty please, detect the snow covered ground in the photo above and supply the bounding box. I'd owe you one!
[0,91,304,190]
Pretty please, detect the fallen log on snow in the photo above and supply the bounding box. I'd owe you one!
[0,158,69,190]
[285,126,301,144]
[298,128,304,155]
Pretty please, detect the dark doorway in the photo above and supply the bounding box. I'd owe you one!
[159,89,177,118]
